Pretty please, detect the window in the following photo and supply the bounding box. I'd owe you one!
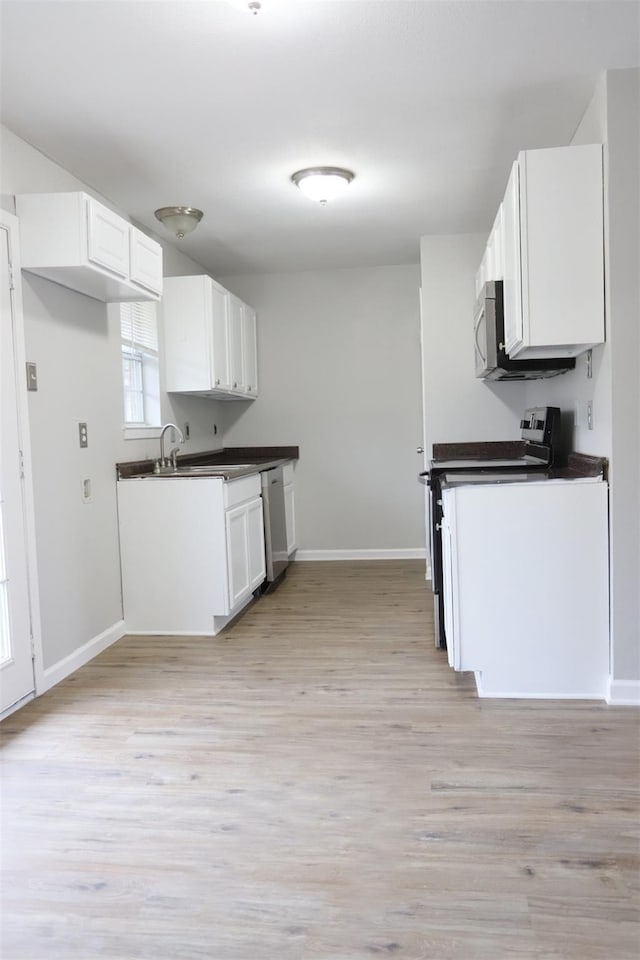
[120,301,160,430]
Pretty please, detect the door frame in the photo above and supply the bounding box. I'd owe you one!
[1,208,43,716]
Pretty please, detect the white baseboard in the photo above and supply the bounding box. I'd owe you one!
[1,691,36,722]
[294,548,427,561]
[475,672,608,700]
[39,619,126,694]
[606,678,640,706]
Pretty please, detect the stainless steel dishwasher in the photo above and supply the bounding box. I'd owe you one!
[260,466,289,591]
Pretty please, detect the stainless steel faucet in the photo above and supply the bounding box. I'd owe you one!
[157,423,185,471]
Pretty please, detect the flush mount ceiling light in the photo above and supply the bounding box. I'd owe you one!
[291,167,355,205]
[226,0,263,14]
[154,206,204,239]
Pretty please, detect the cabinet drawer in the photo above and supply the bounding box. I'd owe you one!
[224,473,261,508]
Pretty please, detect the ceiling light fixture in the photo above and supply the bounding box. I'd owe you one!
[154,206,204,239]
[291,167,355,205]
[226,0,262,14]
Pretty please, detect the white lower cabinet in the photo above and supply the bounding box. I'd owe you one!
[283,461,297,555]
[117,474,265,635]
[441,478,609,698]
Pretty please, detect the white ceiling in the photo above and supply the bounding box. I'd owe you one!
[1,0,638,276]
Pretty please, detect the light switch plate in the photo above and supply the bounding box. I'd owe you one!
[26,362,38,391]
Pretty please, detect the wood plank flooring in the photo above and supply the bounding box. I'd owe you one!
[1,560,639,959]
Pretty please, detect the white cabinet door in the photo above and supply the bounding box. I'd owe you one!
[226,496,265,607]
[86,197,130,278]
[501,161,522,356]
[247,497,266,590]
[130,227,163,295]
[242,304,258,397]
[226,503,251,609]
[440,506,459,670]
[284,482,296,555]
[211,283,232,391]
[228,295,245,393]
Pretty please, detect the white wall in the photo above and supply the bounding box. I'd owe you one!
[420,232,525,455]
[605,69,640,690]
[219,267,425,554]
[0,125,225,670]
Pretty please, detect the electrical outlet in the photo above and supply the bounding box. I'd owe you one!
[78,422,88,448]
[81,478,92,503]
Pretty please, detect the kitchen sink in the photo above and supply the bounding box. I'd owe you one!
[146,463,257,477]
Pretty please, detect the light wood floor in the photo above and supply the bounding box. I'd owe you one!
[1,561,639,960]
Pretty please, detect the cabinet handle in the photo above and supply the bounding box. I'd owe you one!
[233,382,237,389]
[248,385,252,392]
[215,378,220,386]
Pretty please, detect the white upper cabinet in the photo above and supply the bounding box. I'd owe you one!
[15,192,162,302]
[163,275,258,400]
[501,144,605,359]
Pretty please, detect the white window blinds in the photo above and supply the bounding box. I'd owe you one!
[120,301,158,356]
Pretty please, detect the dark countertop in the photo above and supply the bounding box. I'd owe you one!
[439,453,607,489]
[117,445,299,481]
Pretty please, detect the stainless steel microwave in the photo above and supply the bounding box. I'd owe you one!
[474,281,576,380]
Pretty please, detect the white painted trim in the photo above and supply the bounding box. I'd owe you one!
[475,672,607,700]
[39,620,126,694]
[294,548,427,562]
[606,678,640,706]
[122,425,163,440]
[1,691,35,722]
[0,209,44,698]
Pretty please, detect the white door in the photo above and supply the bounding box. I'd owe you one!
[0,224,35,714]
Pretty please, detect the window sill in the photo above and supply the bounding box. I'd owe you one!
[122,425,163,441]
